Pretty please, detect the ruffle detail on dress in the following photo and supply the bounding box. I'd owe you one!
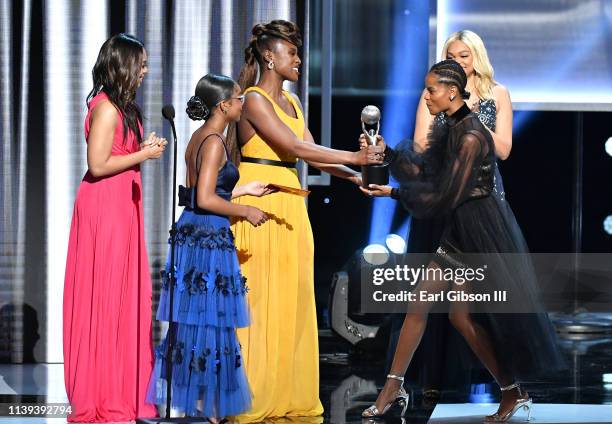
[157,267,249,328]
[146,324,251,417]
[171,224,236,251]
[156,221,249,328]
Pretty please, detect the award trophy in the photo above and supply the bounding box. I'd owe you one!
[360,105,389,187]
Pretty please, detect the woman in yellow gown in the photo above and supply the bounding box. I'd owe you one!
[228,20,384,423]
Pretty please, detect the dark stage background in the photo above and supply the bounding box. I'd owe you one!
[307,100,612,326]
[1,0,611,365]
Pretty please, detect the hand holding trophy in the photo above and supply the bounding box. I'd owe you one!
[360,105,389,187]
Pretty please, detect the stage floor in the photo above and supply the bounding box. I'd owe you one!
[1,331,612,423]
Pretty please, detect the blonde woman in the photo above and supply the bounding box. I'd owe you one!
[414,30,512,159]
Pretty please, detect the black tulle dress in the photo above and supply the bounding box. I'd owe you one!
[386,99,505,387]
[385,103,565,380]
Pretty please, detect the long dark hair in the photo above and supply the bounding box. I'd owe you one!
[227,20,302,164]
[186,74,239,164]
[86,33,145,144]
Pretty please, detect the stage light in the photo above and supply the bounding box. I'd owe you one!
[329,271,381,346]
[362,243,390,265]
[328,247,393,347]
[604,215,612,235]
[369,0,428,245]
[468,383,494,404]
[385,233,407,254]
[605,137,612,157]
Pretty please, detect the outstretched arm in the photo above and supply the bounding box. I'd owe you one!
[302,126,362,184]
[242,91,383,166]
[231,181,277,199]
[393,131,485,218]
[287,93,361,184]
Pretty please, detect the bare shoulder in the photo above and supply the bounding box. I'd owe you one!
[193,132,225,164]
[200,133,225,153]
[492,83,512,111]
[244,90,274,111]
[89,99,118,132]
[492,83,511,100]
[91,99,118,122]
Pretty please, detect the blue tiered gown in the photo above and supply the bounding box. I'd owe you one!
[147,136,251,417]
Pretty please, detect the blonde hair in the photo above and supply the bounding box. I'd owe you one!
[442,30,495,100]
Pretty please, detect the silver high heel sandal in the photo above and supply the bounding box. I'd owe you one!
[362,374,410,418]
[485,382,533,422]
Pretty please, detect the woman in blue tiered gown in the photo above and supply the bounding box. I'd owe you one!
[147,74,273,422]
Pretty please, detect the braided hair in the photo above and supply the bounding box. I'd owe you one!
[429,59,471,100]
[237,20,302,91]
[228,20,302,164]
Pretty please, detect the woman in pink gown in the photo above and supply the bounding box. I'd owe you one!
[63,33,167,422]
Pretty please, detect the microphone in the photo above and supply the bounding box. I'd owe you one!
[162,104,175,120]
[161,104,179,419]
[162,104,176,140]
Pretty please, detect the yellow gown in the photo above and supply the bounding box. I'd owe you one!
[231,86,324,422]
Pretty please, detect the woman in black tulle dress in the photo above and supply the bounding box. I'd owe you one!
[385,31,513,400]
[360,60,564,422]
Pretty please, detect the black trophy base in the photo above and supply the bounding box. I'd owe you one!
[362,164,389,187]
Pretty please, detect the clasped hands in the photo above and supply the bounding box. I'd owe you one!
[140,132,168,159]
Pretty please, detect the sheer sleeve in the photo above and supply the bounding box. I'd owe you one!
[391,130,486,218]
[385,138,424,182]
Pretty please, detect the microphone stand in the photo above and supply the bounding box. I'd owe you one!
[137,105,206,423]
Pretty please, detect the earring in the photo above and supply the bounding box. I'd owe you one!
[450,95,455,101]
[267,60,274,70]
[222,108,228,115]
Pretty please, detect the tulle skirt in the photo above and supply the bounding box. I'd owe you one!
[429,193,566,379]
[147,210,251,417]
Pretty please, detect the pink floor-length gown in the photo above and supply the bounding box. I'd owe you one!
[63,92,157,422]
